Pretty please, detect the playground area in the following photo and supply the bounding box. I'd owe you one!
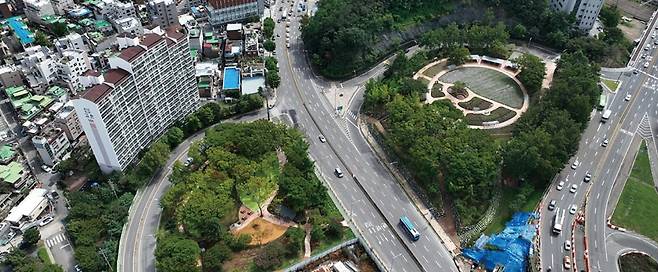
[414,57,529,129]
[234,217,289,245]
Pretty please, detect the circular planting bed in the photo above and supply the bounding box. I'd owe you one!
[458,97,493,111]
[439,67,524,109]
[431,83,445,98]
[465,107,516,126]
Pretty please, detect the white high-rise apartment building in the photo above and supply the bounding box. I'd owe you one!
[550,0,604,31]
[147,0,178,28]
[73,28,199,173]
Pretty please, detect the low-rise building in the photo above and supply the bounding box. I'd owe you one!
[23,0,55,24]
[147,0,177,28]
[19,46,56,91]
[5,188,48,227]
[51,0,75,15]
[0,145,16,164]
[54,102,83,142]
[32,123,71,166]
[113,17,144,35]
[55,49,92,93]
[0,162,26,189]
[0,65,24,88]
[195,62,219,98]
[55,33,89,54]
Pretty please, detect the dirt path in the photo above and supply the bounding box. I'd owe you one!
[303,223,311,258]
[436,173,460,247]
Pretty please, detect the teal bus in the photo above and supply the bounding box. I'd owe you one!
[400,216,420,241]
[598,94,607,111]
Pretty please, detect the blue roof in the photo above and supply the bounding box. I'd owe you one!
[223,67,240,90]
[68,8,91,17]
[6,17,34,45]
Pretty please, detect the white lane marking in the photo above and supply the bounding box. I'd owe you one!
[561,194,565,200]
[597,192,600,199]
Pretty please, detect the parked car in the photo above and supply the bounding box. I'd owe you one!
[563,256,572,269]
[564,240,572,251]
[41,165,52,173]
[184,157,193,167]
[570,184,578,193]
[39,217,54,227]
[548,200,557,211]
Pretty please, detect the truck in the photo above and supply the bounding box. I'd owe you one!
[553,208,565,235]
[601,109,612,123]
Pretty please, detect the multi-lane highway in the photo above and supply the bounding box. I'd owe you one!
[539,14,658,272]
[120,0,458,271]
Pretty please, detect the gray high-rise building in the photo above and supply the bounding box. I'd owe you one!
[147,0,178,28]
[550,0,604,31]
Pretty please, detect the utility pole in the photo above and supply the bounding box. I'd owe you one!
[99,248,114,272]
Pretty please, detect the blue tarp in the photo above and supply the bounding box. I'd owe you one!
[462,212,538,272]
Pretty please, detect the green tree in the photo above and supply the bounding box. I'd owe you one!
[155,235,201,272]
[448,47,470,65]
[35,31,52,47]
[52,22,69,37]
[235,94,264,113]
[510,23,527,39]
[263,17,275,39]
[263,39,275,52]
[514,53,546,95]
[22,227,40,248]
[202,243,232,272]
[265,57,278,72]
[253,241,284,270]
[599,5,621,28]
[75,245,104,271]
[138,140,170,178]
[164,127,184,148]
[266,71,281,88]
[184,114,202,135]
[237,176,276,215]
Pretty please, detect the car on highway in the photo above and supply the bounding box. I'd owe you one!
[584,172,592,182]
[625,93,632,101]
[569,204,577,215]
[318,135,326,143]
[602,138,608,147]
[564,240,571,251]
[571,160,579,169]
[334,168,344,178]
[548,200,557,211]
[563,256,572,269]
[39,216,54,227]
[569,184,578,193]
[557,181,565,191]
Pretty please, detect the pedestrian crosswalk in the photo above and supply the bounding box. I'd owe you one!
[45,233,68,248]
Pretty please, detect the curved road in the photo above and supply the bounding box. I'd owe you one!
[120,0,457,271]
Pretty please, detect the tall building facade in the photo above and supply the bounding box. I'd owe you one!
[147,0,178,28]
[73,28,199,173]
[550,0,604,31]
[207,0,264,26]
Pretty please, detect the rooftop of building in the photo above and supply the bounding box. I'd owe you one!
[1,17,35,45]
[207,0,257,9]
[34,124,64,141]
[5,188,47,223]
[0,145,15,162]
[0,162,23,185]
[5,86,65,120]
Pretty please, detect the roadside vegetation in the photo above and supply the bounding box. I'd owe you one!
[58,101,264,271]
[362,17,599,233]
[619,253,658,272]
[156,121,350,272]
[602,78,620,92]
[612,142,658,242]
[2,247,62,272]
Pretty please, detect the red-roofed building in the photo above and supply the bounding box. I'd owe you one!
[73,27,200,173]
[207,0,263,26]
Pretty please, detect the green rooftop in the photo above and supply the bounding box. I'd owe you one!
[47,86,66,97]
[198,82,210,88]
[95,20,111,29]
[0,162,23,184]
[79,18,93,27]
[206,38,219,44]
[190,49,197,59]
[0,145,15,162]
[4,86,57,120]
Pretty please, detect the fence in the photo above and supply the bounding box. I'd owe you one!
[282,239,360,271]
[456,189,501,245]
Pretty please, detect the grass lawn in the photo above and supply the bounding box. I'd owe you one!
[418,77,430,86]
[612,142,658,242]
[602,78,620,92]
[431,83,444,98]
[423,62,447,78]
[37,247,51,264]
[484,186,543,235]
[239,194,259,212]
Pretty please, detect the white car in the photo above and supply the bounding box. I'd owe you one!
[41,165,52,173]
[625,93,632,101]
[557,181,565,191]
[584,172,592,182]
[184,157,193,167]
[645,62,650,68]
[601,138,608,147]
[571,161,579,169]
[570,184,578,193]
[39,216,54,227]
[569,204,577,215]
[564,240,572,251]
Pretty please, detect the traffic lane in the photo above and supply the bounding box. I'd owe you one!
[299,69,455,271]
[607,231,658,266]
[301,101,423,272]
